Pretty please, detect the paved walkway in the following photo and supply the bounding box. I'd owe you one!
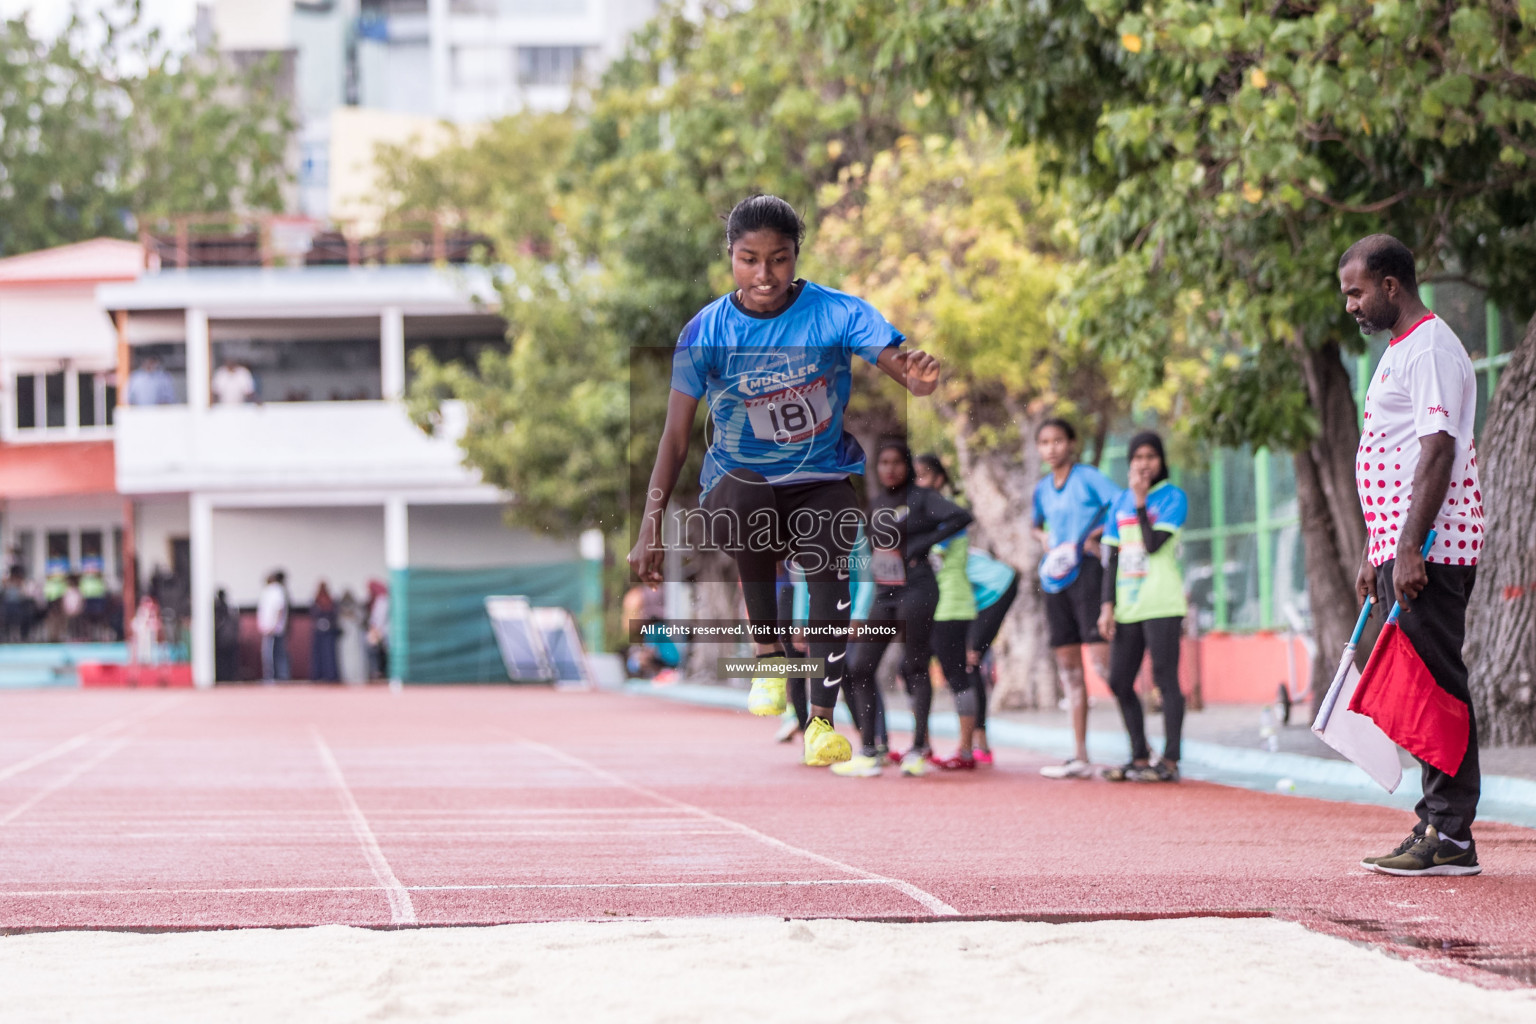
[994,701,1536,780]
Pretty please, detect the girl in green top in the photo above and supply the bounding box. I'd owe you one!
[1099,432,1188,783]
[917,453,984,770]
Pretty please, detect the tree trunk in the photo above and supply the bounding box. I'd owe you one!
[664,504,741,683]
[950,400,1057,710]
[1465,314,1536,744]
[1293,446,1376,709]
[683,547,742,682]
[1294,336,1374,712]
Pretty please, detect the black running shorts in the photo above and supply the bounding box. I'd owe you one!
[1043,557,1105,648]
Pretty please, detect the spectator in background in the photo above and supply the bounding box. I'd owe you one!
[310,582,339,683]
[80,557,108,637]
[366,579,390,681]
[1,567,33,641]
[214,589,240,682]
[257,570,290,684]
[1099,432,1189,784]
[42,563,68,641]
[337,589,368,685]
[211,355,256,406]
[61,575,85,641]
[127,356,176,406]
[1031,418,1120,781]
[130,595,162,665]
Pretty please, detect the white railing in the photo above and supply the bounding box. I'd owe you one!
[114,400,482,495]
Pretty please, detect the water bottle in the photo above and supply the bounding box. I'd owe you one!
[1259,705,1280,752]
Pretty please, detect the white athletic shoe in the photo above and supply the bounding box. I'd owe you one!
[831,754,882,777]
[899,750,931,777]
[773,713,800,743]
[1040,758,1094,780]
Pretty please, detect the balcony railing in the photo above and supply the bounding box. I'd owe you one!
[138,213,494,271]
[113,400,485,495]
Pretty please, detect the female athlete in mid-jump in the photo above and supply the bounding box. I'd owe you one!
[629,194,941,768]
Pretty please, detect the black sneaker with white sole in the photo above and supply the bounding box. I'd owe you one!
[1369,827,1481,876]
[1360,830,1423,869]
[1102,761,1136,782]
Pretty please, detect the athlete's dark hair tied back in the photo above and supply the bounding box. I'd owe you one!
[1036,417,1077,443]
[726,195,805,253]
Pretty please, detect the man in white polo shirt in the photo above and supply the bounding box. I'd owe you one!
[212,355,256,406]
[1340,233,1483,877]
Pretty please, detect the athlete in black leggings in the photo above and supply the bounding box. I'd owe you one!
[966,573,1018,761]
[629,195,941,769]
[835,441,971,778]
[914,452,1019,767]
[773,563,877,751]
[1099,432,1189,783]
[775,568,810,738]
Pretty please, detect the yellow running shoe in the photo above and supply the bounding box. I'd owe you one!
[803,716,852,766]
[746,674,787,717]
[831,754,881,777]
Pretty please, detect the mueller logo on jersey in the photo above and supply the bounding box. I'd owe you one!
[729,359,822,396]
[1427,404,1451,417]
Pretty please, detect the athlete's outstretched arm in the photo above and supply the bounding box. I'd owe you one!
[627,389,700,586]
[875,347,941,397]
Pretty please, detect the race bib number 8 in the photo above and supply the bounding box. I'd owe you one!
[744,377,832,444]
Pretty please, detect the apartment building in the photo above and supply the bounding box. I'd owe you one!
[97,216,586,688]
[0,240,143,597]
[203,0,659,216]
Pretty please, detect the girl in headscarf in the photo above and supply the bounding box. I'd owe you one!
[1099,432,1189,783]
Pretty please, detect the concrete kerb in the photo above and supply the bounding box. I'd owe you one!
[622,681,1536,830]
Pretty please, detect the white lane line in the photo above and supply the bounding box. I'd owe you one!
[0,698,182,784]
[0,737,132,827]
[515,738,959,917]
[7,808,687,821]
[411,879,887,892]
[0,830,743,840]
[0,879,891,898]
[311,728,417,925]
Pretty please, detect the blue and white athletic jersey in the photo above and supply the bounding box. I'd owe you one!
[671,281,903,495]
[1031,463,1120,593]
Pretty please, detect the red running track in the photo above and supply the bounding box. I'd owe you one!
[2,688,1535,985]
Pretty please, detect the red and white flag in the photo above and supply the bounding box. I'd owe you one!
[1311,594,1401,792]
[1348,612,1469,776]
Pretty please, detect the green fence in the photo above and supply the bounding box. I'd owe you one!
[392,562,588,683]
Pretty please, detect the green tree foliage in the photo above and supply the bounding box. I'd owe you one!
[816,128,1106,705]
[813,0,1536,711]
[396,0,930,534]
[0,2,293,256]
[403,252,631,536]
[373,113,573,254]
[813,0,1536,438]
[816,130,1093,438]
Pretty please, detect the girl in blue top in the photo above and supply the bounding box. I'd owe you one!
[629,195,942,770]
[1030,418,1118,779]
